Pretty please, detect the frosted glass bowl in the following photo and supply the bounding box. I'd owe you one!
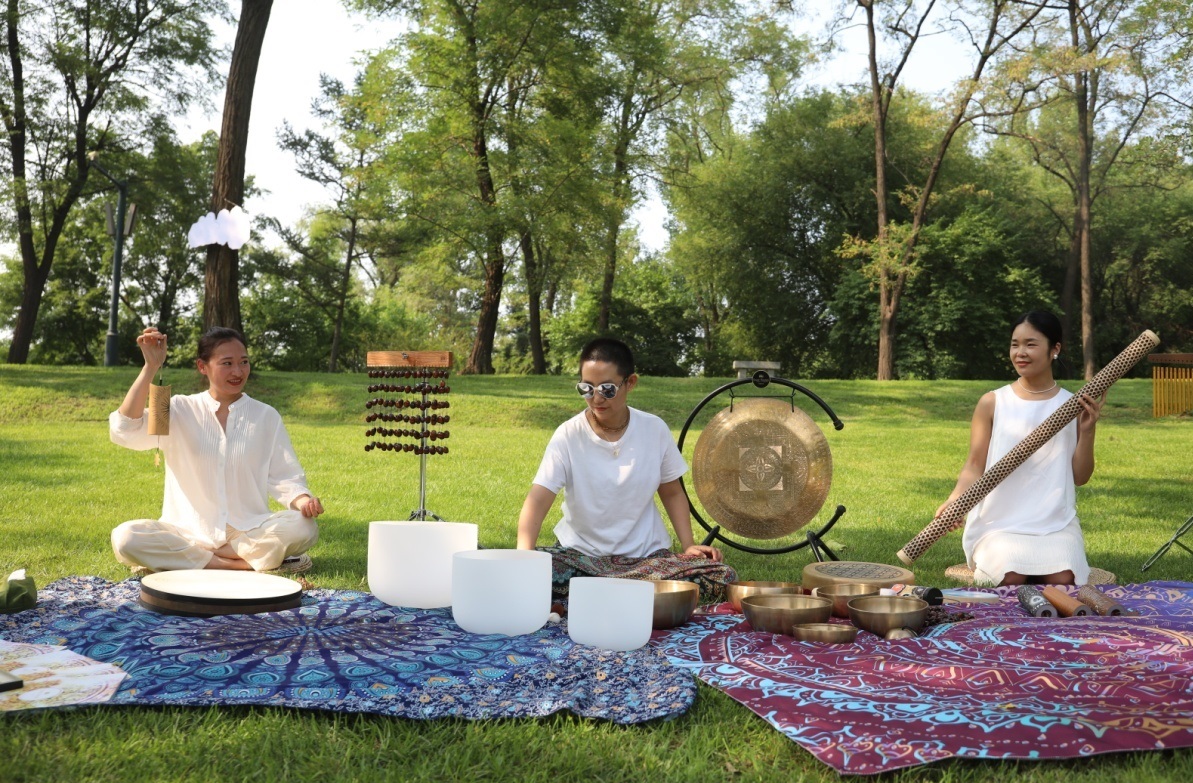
[567,577,655,651]
[452,549,553,636]
[367,521,477,609]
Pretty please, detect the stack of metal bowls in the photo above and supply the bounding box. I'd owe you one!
[812,583,881,618]
[741,594,832,635]
[726,580,802,612]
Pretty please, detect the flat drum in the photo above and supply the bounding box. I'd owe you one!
[139,569,303,617]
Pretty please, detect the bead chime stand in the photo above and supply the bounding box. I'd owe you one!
[366,350,452,521]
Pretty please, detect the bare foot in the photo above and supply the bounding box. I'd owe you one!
[204,554,252,571]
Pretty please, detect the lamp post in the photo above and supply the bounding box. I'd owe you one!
[89,153,131,367]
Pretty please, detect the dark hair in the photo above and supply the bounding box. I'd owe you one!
[580,337,635,378]
[197,326,247,362]
[1010,311,1063,351]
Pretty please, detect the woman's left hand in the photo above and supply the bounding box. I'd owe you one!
[682,544,723,562]
[1075,391,1105,434]
[294,495,324,518]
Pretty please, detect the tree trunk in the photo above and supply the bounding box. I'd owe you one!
[203,0,273,332]
[521,230,546,374]
[1071,0,1096,380]
[862,1,897,381]
[5,2,85,363]
[598,102,633,334]
[466,233,504,375]
[329,218,358,373]
[1060,226,1079,358]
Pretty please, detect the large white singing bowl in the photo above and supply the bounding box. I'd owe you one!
[368,521,478,609]
[451,550,553,636]
[568,577,655,651]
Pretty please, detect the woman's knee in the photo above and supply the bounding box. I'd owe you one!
[111,519,157,564]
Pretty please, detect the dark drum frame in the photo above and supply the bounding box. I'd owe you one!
[677,371,846,560]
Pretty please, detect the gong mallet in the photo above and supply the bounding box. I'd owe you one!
[897,330,1160,566]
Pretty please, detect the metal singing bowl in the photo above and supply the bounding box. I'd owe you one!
[652,580,699,629]
[791,623,859,644]
[741,594,832,635]
[813,583,881,619]
[848,595,928,637]
[726,580,803,613]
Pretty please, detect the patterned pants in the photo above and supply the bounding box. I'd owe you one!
[540,546,737,602]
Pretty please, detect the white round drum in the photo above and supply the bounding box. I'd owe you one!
[139,570,303,616]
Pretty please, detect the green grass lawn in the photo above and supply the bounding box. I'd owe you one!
[1,367,1190,782]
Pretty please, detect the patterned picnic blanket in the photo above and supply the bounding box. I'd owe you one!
[652,581,1193,775]
[0,577,693,724]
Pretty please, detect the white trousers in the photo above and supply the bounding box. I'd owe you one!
[111,511,319,572]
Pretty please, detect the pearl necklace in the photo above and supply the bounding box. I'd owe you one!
[1018,378,1057,395]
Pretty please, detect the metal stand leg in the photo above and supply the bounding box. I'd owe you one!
[1142,514,1193,571]
[805,530,840,562]
[700,526,721,547]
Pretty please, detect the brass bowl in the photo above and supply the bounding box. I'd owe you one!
[726,580,802,612]
[790,623,859,643]
[652,580,699,629]
[848,595,928,637]
[812,583,881,619]
[741,594,832,635]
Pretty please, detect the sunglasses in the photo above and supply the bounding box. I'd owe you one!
[575,379,627,399]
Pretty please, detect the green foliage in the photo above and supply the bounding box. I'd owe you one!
[547,254,700,376]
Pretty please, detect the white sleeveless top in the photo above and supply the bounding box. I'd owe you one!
[962,385,1078,558]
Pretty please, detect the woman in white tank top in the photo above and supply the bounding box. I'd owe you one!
[936,311,1105,586]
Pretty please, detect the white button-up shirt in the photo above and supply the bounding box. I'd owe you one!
[110,392,311,548]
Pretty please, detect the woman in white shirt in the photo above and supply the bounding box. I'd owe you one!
[516,338,736,599]
[110,327,323,573]
[937,311,1103,586]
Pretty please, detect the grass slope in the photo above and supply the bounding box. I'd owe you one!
[1,367,1190,782]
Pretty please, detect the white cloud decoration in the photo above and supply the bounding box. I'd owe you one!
[187,206,251,249]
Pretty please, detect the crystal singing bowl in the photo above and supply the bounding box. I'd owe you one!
[813,583,881,619]
[847,595,928,636]
[741,594,832,635]
[726,580,803,613]
[652,580,699,629]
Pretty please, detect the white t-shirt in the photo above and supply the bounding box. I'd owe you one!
[532,407,687,558]
[962,384,1078,559]
[110,392,311,548]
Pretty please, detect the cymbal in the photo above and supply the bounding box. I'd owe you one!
[691,397,832,539]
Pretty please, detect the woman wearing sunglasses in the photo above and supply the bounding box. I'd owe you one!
[516,338,736,600]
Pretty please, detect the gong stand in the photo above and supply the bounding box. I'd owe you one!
[677,371,846,559]
[365,350,453,521]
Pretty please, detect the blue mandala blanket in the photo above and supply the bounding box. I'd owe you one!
[0,577,693,724]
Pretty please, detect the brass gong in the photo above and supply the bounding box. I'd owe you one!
[691,397,832,540]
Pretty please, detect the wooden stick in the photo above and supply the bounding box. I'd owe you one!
[897,330,1159,565]
[1041,586,1090,617]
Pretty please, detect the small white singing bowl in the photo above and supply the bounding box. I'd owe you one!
[368,521,477,609]
[451,549,552,636]
[568,577,655,651]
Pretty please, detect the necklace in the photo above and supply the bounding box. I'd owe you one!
[587,407,630,434]
[1018,378,1057,395]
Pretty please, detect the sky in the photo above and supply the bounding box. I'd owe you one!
[182,2,967,253]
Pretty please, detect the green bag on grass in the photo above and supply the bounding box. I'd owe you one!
[0,569,36,613]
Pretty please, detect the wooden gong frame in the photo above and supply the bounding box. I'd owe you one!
[677,372,847,558]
